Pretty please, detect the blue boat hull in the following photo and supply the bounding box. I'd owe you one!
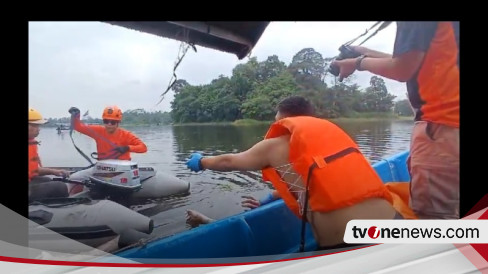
[115,151,410,259]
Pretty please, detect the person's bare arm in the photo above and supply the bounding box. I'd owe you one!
[201,138,278,171]
[352,45,392,58]
[333,50,425,82]
[335,22,439,83]
[38,167,70,177]
[359,50,425,82]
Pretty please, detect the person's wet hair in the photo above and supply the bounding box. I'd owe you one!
[277,96,315,117]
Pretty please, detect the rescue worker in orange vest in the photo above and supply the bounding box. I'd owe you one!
[185,96,413,251]
[66,106,148,193]
[29,108,70,200]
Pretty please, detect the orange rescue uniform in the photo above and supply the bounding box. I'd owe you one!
[72,118,147,160]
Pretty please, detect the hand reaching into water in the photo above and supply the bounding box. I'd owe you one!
[241,193,276,209]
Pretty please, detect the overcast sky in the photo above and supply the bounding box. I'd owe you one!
[29,21,405,119]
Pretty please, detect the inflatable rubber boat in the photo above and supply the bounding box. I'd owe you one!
[31,161,189,252]
[28,197,153,252]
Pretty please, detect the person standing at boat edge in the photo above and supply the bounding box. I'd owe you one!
[29,108,70,200]
[331,21,459,219]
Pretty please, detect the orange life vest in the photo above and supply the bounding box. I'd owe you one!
[385,182,417,219]
[28,139,41,182]
[261,116,394,217]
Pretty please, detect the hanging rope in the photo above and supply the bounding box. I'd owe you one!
[157,28,197,106]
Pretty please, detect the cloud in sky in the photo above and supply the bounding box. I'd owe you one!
[29,21,406,119]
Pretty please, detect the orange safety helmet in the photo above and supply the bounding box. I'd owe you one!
[102,106,123,121]
[29,108,48,124]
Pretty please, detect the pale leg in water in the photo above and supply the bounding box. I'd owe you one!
[186,209,214,227]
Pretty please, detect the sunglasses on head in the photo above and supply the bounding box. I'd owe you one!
[103,119,119,125]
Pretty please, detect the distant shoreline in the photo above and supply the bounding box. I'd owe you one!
[172,116,415,126]
[46,116,414,127]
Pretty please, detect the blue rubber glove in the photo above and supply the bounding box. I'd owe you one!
[259,193,275,206]
[186,153,204,172]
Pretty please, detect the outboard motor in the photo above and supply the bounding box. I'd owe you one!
[89,160,142,193]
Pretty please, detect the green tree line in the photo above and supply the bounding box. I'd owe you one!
[171,48,413,123]
[46,110,173,126]
[46,47,414,126]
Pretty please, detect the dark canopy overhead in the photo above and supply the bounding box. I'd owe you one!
[103,21,270,60]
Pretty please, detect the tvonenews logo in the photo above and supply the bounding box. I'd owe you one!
[344,220,488,244]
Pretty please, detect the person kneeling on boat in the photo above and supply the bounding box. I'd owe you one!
[29,108,70,200]
[186,95,414,251]
[66,106,148,193]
